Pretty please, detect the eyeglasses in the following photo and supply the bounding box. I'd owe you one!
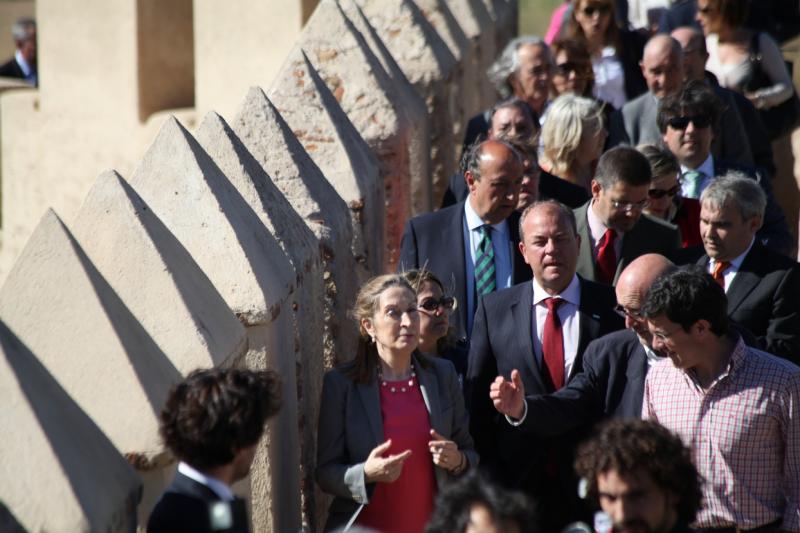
[555,62,586,75]
[614,304,642,319]
[652,325,684,342]
[419,296,456,313]
[667,114,712,130]
[610,199,649,212]
[581,4,611,16]
[647,184,681,199]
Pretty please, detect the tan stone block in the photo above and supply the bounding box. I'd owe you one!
[483,0,518,54]
[71,170,247,375]
[445,0,497,109]
[0,209,181,465]
[339,0,432,215]
[356,0,459,206]
[0,321,141,532]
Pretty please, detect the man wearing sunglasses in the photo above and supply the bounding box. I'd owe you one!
[658,80,793,257]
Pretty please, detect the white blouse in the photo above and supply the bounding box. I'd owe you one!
[592,46,627,109]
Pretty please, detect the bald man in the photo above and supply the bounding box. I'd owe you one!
[491,254,675,432]
[672,26,766,172]
[608,35,684,147]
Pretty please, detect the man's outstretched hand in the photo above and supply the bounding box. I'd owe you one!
[489,369,525,420]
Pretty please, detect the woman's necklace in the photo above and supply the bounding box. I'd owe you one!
[379,362,417,394]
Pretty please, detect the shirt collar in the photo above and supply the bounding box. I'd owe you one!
[14,50,32,77]
[178,461,236,502]
[586,198,623,240]
[681,153,714,177]
[531,273,580,306]
[641,341,665,366]
[464,197,509,235]
[709,237,754,271]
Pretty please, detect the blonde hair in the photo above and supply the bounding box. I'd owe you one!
[541,94,603,176]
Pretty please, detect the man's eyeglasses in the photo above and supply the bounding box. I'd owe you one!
[419,296,457,313]
[614,304,642,319]
[610,199,649,212]
[667,114,712,130]
[647,184,681,199]
[581,4,611,16]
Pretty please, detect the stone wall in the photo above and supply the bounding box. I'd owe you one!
[0,0,517,531]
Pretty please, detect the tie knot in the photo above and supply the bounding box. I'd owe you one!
[601,228,616,244]
[545,297,564,311]
[712,260,730,276]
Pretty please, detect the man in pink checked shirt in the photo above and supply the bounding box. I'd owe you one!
[641,265,800,532]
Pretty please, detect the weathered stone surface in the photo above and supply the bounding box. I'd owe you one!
[72,170,247,375]
[195,111,326,529]
[294,1,406,270]
[357,0,458,206]
[340,0,432,215]
[0,210,181,464]
[484,0,518,55]
[0,320,141,532]
[445,0,497,109]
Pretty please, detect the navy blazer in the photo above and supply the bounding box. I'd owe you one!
[465,278,624,485]
[697,243,800,364]
[398,202,530,343]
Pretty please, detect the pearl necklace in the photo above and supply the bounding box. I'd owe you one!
[379,363,417,394]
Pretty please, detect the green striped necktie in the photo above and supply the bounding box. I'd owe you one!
[475,225,496,296]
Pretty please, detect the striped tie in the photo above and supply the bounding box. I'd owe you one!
[475,225,496,295]
[682,170,705,199]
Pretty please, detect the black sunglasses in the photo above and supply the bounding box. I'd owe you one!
[582,4,611,16]
[555,62,585,75]
[648,184,681,199]
[667,114,712,130]
[419,296,456,312]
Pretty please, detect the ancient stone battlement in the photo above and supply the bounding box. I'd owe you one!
[0,1,517,530]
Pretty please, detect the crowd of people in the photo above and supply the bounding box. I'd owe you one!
[141,1,800,532]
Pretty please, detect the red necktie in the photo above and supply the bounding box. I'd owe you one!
[712,261,730,289]
[596,228,617,284]
[542,297,565,390]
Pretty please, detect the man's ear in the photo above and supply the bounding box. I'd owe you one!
[639,60,646,77]
[591,179,602,199]
[748,215,763,233]
[693,319,711,337]
[465,171,478,193]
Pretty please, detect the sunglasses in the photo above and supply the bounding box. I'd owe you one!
[581,4,611,16]
[555,62,586,75]
[419,296,456,313]
[648,184,681,199]
[667,114,712,130]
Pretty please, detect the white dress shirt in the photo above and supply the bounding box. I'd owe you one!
[680,154,715,199]
[587,200,625,261]
[531,274,582,378]
[592,46,627,110]
[706,238,754,292]
[178,461,236,502]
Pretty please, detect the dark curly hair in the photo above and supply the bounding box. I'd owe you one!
[425,470,538,533]
[641,265,729,336]
[160,368,282,470]
[574,419,703,528]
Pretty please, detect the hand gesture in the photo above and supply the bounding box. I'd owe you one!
[428,429,463,472]
[489,369,525,420]
[363,439,412,483]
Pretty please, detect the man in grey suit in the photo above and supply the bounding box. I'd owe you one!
[574,147,680,285]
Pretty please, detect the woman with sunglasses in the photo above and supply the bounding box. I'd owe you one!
[637,144,702,248]
[567,0,647,109]
[402,269,468,389]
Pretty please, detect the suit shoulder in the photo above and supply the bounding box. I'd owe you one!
[622,92,651,114]
[479,282,527,308]
[411,202,462,225]
[639,213,679,233]
[580,278,617,299]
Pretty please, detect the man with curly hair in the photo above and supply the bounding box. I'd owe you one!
[147,368,282,533]
[574,419,702,533]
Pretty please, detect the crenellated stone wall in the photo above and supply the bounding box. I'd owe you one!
[0,1,517,530]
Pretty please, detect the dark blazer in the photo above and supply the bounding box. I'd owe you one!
[147,471,248,533]
[0,57,25,80]
[398,202,531,342]
[697,243,800,364]
[316,354,477,532]
[617,29,648,102]
[574,201,681,284]
[465,278,623,481]
[657,0,698,33]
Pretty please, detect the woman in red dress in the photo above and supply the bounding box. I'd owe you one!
[316,274,477,532]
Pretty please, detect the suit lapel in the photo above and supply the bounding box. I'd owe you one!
[725,249,761,314]
[415,356,441,431]
[575,203,597,281]
[511,283,548,391]
[508,211,525,284]
[356,379,384,445]
[574,280,601,378]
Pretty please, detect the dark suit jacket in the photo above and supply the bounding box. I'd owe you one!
[316,354,477,532]
[147,471,248,533]
[697,243,800,363]
[0,57,25,80]
[574,201,681,284]
[398,202,531,342]
[713,159,793,257]
[465,278,624,487]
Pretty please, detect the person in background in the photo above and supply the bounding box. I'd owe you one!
[316,274,476,532]
[402,269,468,387]
[573,419,702,533]
[637,144,701,248]
[567,0,647,109]
[550,38,596,99]
[0,17,36,86]
[147,368,283,533]
[540,94,607,193]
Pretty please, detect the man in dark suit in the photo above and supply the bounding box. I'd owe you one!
[399,139,529,343]
[147,368,282,533]
[574,146,680,285]
[694,173,800,363]
[0,18,36,86]
[467,200,624,530]
[658,80,794,256]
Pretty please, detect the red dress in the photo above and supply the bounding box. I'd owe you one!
[356,379,436,533]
